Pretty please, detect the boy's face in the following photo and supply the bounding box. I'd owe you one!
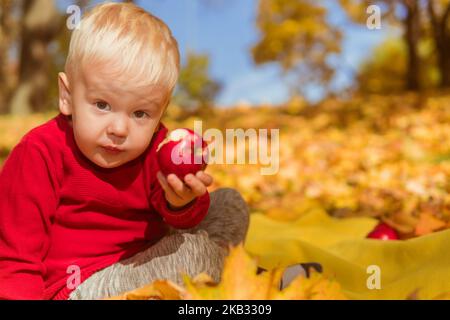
[58,62,169,169]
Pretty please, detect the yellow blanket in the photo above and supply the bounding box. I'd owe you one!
[244,210,450,299]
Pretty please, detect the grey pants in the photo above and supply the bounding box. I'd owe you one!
[68,188,250,300]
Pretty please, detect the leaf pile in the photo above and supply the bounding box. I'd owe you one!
[170,94,450,239]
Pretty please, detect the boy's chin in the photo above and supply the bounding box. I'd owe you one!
[90,154,127,169]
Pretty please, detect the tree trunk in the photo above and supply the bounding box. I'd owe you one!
[9,0,63,115]
[0,0,17,114]
[428,0,450,88]
[438,38,450,88]
[403,0,421,91]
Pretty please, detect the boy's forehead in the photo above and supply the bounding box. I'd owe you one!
[78,62,168,102]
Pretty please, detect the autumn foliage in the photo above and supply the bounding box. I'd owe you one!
[2,93,450,299]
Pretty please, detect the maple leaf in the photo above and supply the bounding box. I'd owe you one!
[182,244,347,300]
[106,280,185,300]
[415,212,447,236]
[183,244,282,300]
[105,245,347,300]
[271,271,347,300]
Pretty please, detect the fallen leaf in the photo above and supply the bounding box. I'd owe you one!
[415,212,446,236]
[106,280,185,300]
[183,244,347,300]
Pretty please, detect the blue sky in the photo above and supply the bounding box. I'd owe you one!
[58,0,390,106]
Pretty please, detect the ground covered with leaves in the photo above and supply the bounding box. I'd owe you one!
[185,93,450,239]
[2,93,450,299]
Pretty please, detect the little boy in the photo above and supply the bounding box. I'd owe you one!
[0,2,249,300]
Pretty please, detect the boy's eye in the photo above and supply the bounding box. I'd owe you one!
[134,111,148,119]
[95,101,110,111]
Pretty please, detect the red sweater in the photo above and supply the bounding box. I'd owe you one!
[0,113,210,300]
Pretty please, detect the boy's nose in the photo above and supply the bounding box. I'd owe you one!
[107,116,128,138]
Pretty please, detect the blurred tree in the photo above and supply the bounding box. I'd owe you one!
[8,0,63,115]
[0,0,138,115]
[404,0,422,91]
[251,0,341,95]
[427,0,450,88]
[342,0,450,90]
[174,52,222,115]
[357,38,407,94]
[0,0,21,114]
[340,0,423,91]
[357,37,439,94]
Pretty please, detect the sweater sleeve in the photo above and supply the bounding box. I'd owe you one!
[147,124,210,229]
[150,177,210,229]
[0,138,57,300]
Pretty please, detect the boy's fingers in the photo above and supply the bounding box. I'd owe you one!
[195,171,213,186]
[158,171,184,201]
[184,174,206,196]
[167,173,192,198]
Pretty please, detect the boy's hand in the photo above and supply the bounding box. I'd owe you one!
[156,170,213,210]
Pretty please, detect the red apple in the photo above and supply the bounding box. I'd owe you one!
[367,223,399,240]
[156,128,209,180]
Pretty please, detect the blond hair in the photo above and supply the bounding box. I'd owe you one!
[65,2,180,93]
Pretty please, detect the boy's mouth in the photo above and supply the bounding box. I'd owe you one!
[102,145,124,154]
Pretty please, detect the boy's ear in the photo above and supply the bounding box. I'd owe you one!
[58,72,72,116]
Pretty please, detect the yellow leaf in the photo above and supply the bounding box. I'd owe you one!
[106,280,185,300]
[272,271,347,300]
[246,213,450,299]
[183,244,281,300]
[183,245,347,300]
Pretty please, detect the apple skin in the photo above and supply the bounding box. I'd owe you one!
[367,223,399,240]
[156,128,209,180]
